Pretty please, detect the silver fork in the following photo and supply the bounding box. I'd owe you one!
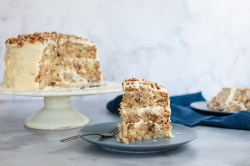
[60,127,119,142]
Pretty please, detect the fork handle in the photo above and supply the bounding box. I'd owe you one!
[60,135,82,142]
[60,133,101,142]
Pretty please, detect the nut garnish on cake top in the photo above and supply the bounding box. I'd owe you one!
[117,78,173,144]
[3,32,102,90]
[207,88,250,112]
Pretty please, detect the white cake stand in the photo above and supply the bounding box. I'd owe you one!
[0,82,122,130]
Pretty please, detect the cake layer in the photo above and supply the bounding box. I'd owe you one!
[120,90,170,109]
[58,41,97,59]
[38,54,101,88]
[118,110,172,143]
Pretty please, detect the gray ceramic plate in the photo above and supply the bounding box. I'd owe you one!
[79,122,198,153]
[190,101,236,115]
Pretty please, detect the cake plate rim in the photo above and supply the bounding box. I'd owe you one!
[78,122,198,153]
[0,81,122,97]
[190,101,238,115]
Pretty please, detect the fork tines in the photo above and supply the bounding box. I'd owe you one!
[111,127,119,135]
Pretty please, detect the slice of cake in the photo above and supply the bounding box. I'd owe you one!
[117,78,173,144]
[3,32,102,90]
[207,88,250,112]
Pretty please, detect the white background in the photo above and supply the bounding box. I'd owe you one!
[1,0,250,99]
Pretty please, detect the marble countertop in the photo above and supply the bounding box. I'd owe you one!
[0,96,249,166]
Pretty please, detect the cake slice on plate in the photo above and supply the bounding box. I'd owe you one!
[207,88,250,112]
[117,78,173,144]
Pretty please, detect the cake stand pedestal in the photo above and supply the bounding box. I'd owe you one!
[0,82,122,130]
[24,96,90,130]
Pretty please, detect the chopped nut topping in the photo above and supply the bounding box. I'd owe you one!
[155,84,161,90]
[129,77,138,81]
[5,32,95,48]
[49,81,56,86]
[123,78,166,92]
[35,75,40,82]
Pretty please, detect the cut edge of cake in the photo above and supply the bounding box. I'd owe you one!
[117,78,173,144]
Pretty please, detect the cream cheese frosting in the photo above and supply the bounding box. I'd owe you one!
[121,106,170,115]
[3,42,48,90]
[122,79,168,93]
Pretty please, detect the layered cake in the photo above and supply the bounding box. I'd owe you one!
[207,88,250,112]
[3,32,102,90]
[117,78,173,144]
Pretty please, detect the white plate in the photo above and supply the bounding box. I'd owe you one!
[79,122,198,153]
[190,101,237,115]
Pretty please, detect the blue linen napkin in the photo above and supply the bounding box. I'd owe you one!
[106,92,250,130]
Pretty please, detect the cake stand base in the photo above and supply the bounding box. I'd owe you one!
[24,96,90,130]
